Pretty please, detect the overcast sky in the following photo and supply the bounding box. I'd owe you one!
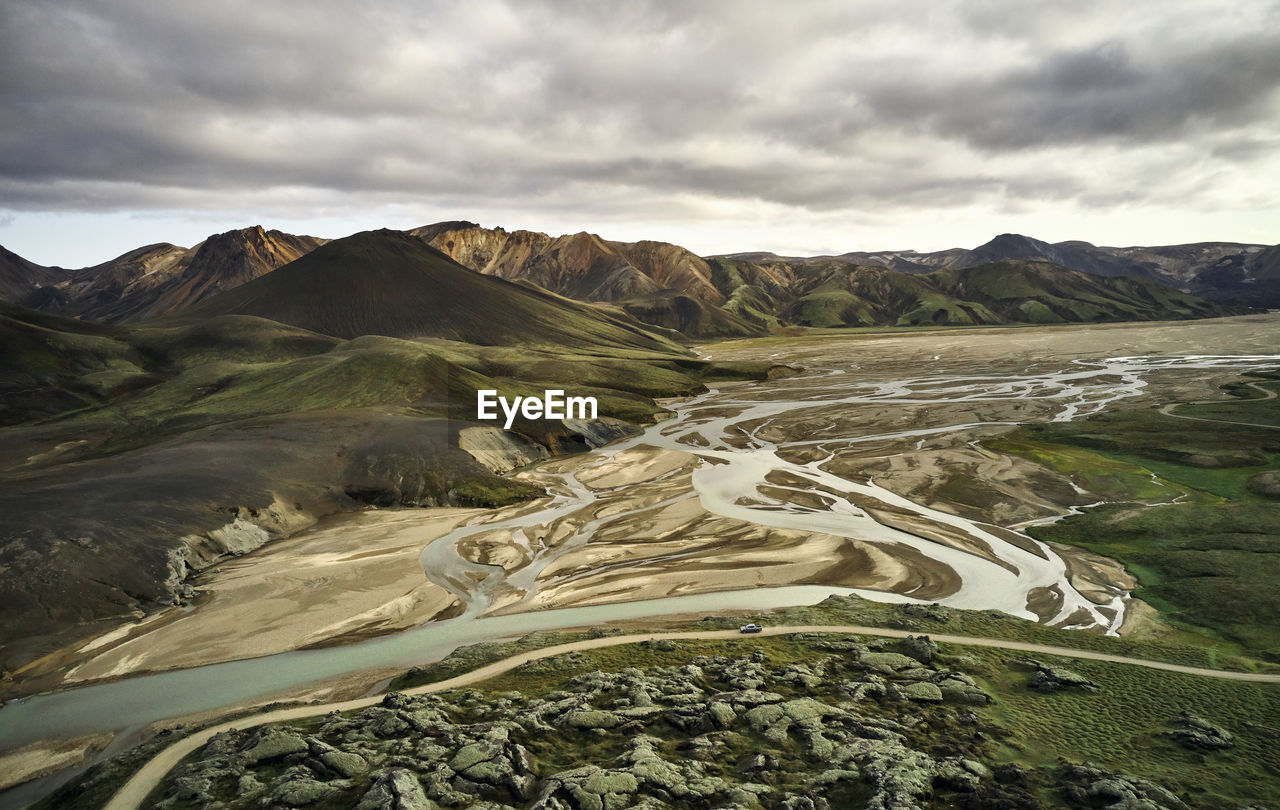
[2,0,1279,267]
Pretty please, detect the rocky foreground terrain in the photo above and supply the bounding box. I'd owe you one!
[119,625,1261,810]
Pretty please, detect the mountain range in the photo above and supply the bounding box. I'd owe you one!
[184,229,680,352]
[719,231,1280,292]
[15,226,326,323]
[2,223,1271,339]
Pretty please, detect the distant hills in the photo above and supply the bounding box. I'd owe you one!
[1,223,1273,339]
[15,226,326,323]
[418,223,1242,333]
[719,232,1280,308]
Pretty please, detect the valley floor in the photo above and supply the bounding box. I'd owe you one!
[5,313,1280,806]
[59,314,1280,683]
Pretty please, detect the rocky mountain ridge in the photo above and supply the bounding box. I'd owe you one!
[1,224,1269,338]
[720,232,1278,306]
[10,226,327,323]
[416,224,1246,335]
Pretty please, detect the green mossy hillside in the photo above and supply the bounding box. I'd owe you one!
[992,373,1280,660]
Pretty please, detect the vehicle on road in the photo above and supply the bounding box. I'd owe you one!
[739,623,763,634]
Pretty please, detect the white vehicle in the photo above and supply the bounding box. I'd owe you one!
[739,623,763,634]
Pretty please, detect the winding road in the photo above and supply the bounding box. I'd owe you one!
[103,623,1280,810]
[1158,379,1280,429]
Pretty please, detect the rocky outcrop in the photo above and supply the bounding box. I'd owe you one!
[1167,712,1234,751]
[150,636,1097,809]
[1247,470,1280,499]
[1058,762,1189,809]
[459,419,640,474]
[457,427,551,474]
[900,635,938,665]
[1013,657,1100,693]
[355,769,435,810]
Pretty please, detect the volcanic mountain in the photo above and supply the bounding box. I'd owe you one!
[1,224,1263,336]
[417,222,1247,332]
[413,222,722,302]
[187,229,683,352]
[0,245,71,302]
[27,226,326,323]
[412,222,763,338]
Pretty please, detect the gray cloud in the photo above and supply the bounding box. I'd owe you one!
[1,0,1278,249]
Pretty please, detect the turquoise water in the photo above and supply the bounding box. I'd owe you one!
[0,585,875,752]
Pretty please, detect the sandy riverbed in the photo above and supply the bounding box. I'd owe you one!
[62,509,479,683]
[56,315,1280,686]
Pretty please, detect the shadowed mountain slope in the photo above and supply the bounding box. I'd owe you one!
[185,229,684,353]
[1182,243,1280,307]
[0,245,71,302]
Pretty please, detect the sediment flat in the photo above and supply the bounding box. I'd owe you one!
[52,315,1280,685]
[62,509,478,682]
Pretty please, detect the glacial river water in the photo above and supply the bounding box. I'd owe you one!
[420,353,1280,635]
[2,350,1279,807]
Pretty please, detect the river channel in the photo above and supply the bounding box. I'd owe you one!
[2,329,1279,806]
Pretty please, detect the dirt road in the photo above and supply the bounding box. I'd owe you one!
[103,624,1280,810]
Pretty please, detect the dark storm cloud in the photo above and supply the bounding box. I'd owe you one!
[1,0,1278,220]
[851,34,1280,150]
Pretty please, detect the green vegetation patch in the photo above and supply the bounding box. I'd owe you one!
[1014,402,1280,500]
[1174,378,1280,428]
[791,290,876,328]
[969,646,1280,807]
[894,294,999,327]
[994,375,1280,660]
[986,433,1198,503]
[1029,502,1280,660]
